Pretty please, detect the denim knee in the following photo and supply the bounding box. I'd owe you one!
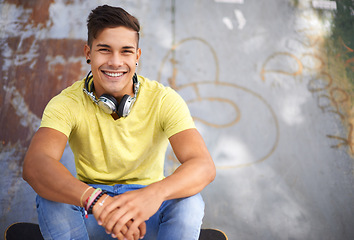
[155,193,205,240]
[171,193,205,222]
[36,195,88,240]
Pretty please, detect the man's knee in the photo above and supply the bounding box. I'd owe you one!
[182,193,205,215]
[36,195,88,239]
[154,194,204,239]
[164,193,205,223]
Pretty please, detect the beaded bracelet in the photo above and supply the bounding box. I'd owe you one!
[85,188,102,211]
[88,191,107,214]
[83,188,100,219]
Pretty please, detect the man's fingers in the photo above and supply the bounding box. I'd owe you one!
[125,220,141,240]
[125,220,144,240]
[138,222,146,239]
[110,214,136,238]
[108,222,130,240]
[103,208,127,234]
[120,224,128,235]
[98,196,121,225]
[131,228,140,240]
[111,231,124,240]
[124,220,145,240]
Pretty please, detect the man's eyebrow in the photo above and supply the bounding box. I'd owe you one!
[122,46,136,49]
[96,44,111,48]
[96,44,136,50]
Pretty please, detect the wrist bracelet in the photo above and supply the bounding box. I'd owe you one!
[85,188,102,211]
[80,186,93,207]
[88,191,107,214]
[99,194,110,207]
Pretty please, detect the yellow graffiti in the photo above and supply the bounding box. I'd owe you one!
[187,97,241,128]
[300,53,325,71]
[260,52,303,82]
[307,71,332,93]
[327,123,354,154]
[159,37,280,170]
[260,31,353,155]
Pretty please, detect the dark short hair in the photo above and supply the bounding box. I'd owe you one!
[87,5,140,48]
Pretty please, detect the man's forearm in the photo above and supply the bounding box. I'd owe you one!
[23,155,89,206]
[22,127,91,206]
[158,128,216,201]
[149,156,215,201]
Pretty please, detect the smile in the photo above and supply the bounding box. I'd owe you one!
[103,71,124,77]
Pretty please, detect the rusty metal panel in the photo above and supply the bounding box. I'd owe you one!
[0,0,87,229]
[1,0,354,239]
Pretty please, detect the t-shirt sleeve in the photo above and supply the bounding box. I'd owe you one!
[159,88,196,138]
[40,95,76,138]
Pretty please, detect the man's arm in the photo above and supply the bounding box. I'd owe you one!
[22,127,91,205]
[24,127,145,240]
[96,128,216,239]
[154,128,216,199]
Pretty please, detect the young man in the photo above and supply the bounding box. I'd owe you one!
[23,5,215,240]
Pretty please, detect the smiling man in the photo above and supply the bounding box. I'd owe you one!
[86,26,140,101]
[23,5,215,240]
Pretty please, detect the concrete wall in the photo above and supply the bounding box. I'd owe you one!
[1,0,354,239]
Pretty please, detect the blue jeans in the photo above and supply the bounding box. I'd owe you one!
[36,184,204,240]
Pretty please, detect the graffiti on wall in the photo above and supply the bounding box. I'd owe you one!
[158,37,280,173]
[260,6,354,157]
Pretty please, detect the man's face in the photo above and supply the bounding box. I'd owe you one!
[84,26,141,99]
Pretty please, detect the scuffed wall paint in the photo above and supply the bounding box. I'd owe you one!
[1,0,354,239]
[0,0,87,147]
[0,0,88,231]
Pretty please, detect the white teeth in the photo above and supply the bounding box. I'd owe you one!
[105,72,123,77]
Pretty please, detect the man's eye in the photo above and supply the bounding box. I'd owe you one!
[99,49,110,52]
[123,50,134,54]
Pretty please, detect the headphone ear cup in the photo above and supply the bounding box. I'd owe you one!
[98,94,119,114]
[117,94,130,117]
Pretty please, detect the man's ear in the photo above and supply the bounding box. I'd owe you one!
[136,48,142,62]
[84,44,91,60]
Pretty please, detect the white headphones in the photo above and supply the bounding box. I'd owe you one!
[83,71,140,118]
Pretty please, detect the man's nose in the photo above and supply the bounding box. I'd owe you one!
[108,53,123,68]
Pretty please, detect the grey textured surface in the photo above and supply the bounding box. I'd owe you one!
[1,0,353,239]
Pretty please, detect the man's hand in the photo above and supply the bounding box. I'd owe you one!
[93,194,146,240]
[94,186,164,240]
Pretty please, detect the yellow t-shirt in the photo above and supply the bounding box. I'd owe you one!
[40,75,195,185]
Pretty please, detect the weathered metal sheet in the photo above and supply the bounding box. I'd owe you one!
[1,0,353,239]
